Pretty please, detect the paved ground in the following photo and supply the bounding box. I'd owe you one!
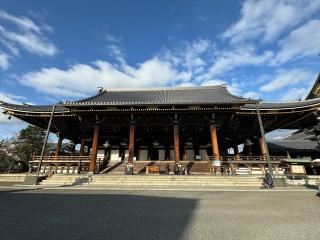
[0,188,319,240]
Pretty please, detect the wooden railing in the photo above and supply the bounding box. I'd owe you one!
[29,156,108,174]
[29,155,288,175]
[207,155,286,163]
[30,156,91,163]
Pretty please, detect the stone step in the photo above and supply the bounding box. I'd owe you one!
[91,181,261,185]
[91,179,260,183]
[0,174,27,182]
[90,183,261,187]
[92,175,261,178]
[40,174,262,187]
[91,177,262,181]
[89,175,262,187]
[90,181,260,185]
[40,175,81,185]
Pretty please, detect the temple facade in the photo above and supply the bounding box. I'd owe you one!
[1,81,320,175]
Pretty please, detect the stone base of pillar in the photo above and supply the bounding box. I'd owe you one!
[125,163,133,175]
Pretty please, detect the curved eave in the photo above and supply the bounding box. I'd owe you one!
[241,98,320,111]
[64,100,256,107]
[0,102,70,115]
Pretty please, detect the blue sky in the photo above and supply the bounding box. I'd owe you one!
[0,0,320,138]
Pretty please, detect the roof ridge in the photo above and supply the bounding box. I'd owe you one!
[258,97,320,104]
[102,85,225,92]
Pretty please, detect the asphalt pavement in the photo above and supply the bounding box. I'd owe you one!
[0,188,319,240]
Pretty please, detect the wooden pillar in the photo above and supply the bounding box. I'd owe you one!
[128,123,135,164]
[259,137,267,160]
[79,139,85,156]
[55,136,63,157]
[234,140,240,161]
[165,144,170,160]
[173,122,180,163]
[182,142,186,161]
[89,126,99,173]
[71,143,76,156]
[210,124,220,160]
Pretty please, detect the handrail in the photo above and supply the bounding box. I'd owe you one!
[33,156,91,161]
[30,160,90,163]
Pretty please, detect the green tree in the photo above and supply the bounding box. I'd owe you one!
[13,125,46,163]
[0,140,15,172]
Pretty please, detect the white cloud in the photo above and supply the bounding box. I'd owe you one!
[183,39,211,70]
[104,33,125,64]
[19,57,191,97]
[223,0,320,43]
[0,51,9,69]
[106,44,125,64]
[260,69,312,92]
[273,19,320,64]
[176,82,196,87]
[0,91,27,104]
[243,91,261,99]
[280,87,309,101]
[0,10,41,33]
[105,33,121,43]
[0,91,28,139]
[0,25,57,56]
[203,46,273,79]
[0,112,24,126]
[201,79,240,96]
[0,9,57,67]
[163,38,213,73]
[201,79,226,86]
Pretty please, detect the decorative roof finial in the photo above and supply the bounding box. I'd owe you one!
[97,87,104,93]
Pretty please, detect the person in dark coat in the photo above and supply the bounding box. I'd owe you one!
[165,163,170,175]
[263,171,273,188]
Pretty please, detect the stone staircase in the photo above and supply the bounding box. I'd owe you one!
[100,161,127,174]
[0,173,27,182]
[100,161,212,175]
[40,174,86,186]
[89,175,262,187]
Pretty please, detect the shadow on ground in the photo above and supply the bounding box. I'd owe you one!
[0,190,198,240]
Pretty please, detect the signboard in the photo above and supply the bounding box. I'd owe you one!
[290,165,306,175]
[212,160,221,167]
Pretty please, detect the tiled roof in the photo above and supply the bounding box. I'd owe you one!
[283,130,316,141]
[306,73,320,99]
[0,102,68,112]
[267,140,319,151]
[242,97,320,110]
[65,85,252,106]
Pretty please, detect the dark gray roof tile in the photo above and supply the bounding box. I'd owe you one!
[242,98,320,110]
[267,140,318,151]
[67,85,252,106]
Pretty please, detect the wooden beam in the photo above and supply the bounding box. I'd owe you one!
[173,123,180,163]
[210,124,220,160]
[55,136,63,157]
[89,126,99,173]
[128,123,135,164]
[259,137,267,160]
